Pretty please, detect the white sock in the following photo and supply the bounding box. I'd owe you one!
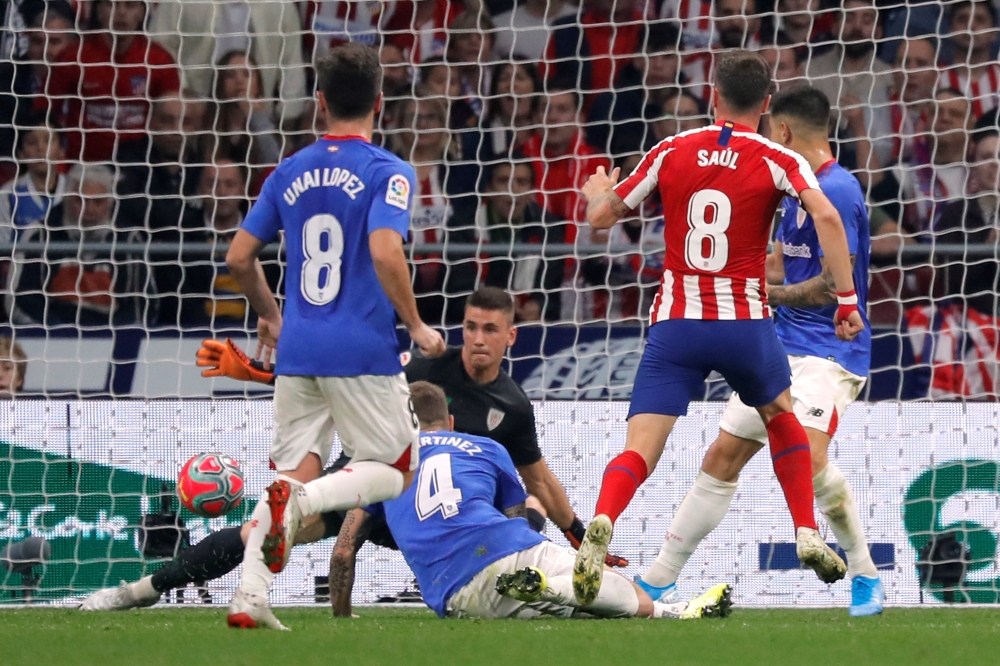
[238,488,277,598]
[813,464,878,579]
[131,575,159,602]
[297,461,404,517]
[538,572,639,617]
[642,471,737,587]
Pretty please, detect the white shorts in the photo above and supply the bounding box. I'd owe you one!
[269,373,420,473]
[720,355,867,445]
[446,541,581,619]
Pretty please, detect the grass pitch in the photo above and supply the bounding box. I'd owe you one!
[2,606,998,666]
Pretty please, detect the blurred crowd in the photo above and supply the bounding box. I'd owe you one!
[0,0,998,332]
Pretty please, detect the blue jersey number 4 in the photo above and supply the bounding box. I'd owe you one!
[415,454,463,520]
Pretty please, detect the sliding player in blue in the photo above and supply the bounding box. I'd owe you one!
[351,381,732,620]
[636,86,882,616]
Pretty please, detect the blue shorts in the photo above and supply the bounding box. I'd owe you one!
[629,319,792,418]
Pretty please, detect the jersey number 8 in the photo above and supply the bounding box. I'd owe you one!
[685,189,732,273]
[301,213,345,305]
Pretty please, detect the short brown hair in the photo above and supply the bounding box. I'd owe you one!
[714,51,771,114]
[409,381,449,429]
[316,44,382,120]
[465,286,515,319]
[0,336,27,392]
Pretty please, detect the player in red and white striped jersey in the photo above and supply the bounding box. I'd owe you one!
[570,52,864,606]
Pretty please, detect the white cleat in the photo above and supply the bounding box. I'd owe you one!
[80,580,160,611]
[573,514,613,605]
[796,527,847,584]
[227,589,290,630]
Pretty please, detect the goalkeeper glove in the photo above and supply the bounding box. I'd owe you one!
[196,339,276,385]
[563,516,629,568]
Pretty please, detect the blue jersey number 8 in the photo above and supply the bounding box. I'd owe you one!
[301,213,344,305]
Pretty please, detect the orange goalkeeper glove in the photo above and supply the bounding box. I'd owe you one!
[196,339,275,385]
[563,516,629,568]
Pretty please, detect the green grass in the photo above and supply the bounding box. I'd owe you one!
[2,606,998,666]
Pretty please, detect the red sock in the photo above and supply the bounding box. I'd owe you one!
[594,450,649,524]
[766,412,818,531]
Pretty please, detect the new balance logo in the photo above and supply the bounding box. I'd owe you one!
[805,407,825,418]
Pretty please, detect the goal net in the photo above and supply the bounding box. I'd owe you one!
[1,0,999,607]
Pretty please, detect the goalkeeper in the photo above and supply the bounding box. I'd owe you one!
[634,86,882,617]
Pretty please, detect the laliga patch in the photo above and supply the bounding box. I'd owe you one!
[385,174,410,210]
[399,351,412,366]
[487,408,505,431]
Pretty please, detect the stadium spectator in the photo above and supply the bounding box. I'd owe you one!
[467,58,541,171]
[118,92,206,231]
[0,0,76,160]
[806,0,893,173]
[656,0,712,51]
[543,0,644,96]
[208,50,283,171]
[713,0,763,50]
[156,156,279,328]
[935,128,999,318]
[6,164,156,327]
[42,0,179,164]
[302,0,398,60]
[888,36,936,165]
[769,0,834,50]
[0,335,26,396]
[386,0,463,64]
[492,0,577,61]
[937,0,1000,120]
[380,43,411,99]
[0,121,66,243]
[522,83,607,232]
[651,90,708,144]
[389,95,476,324]
[761,43,805,91]
[452,159,567,321]
[681,0,763,102]
[446,11,496,124]
[586,22,683,155]
[893,88,973,237]
[149,0,307,124]
[416,56,476,129]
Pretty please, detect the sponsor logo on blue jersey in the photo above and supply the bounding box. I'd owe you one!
[774,162,871,377]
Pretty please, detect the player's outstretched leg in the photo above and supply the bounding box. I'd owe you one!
[638,470,737,602]
[574,419,665,605]
[814,463,883,615]
[83,526,246,611]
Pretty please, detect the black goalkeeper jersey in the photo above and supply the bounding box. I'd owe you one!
[403,346,541,468]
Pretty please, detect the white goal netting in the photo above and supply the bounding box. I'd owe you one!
[1,0,999,607]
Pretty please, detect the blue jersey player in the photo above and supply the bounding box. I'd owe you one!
[224,44,445,630]
[341,382,732,620]
[636,86,884,617]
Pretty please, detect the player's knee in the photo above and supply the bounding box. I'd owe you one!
[239,522,252,544]
[811,448,829,477]
[701,437,751,483]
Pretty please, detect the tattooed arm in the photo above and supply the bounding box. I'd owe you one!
[329,508,374,618]
[767,255,856,309]
[503,502,527,519]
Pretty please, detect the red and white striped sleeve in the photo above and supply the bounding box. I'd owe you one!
[613,140,675,211]
[760,142,820,199]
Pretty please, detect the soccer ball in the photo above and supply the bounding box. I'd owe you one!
[177,452,245,518]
